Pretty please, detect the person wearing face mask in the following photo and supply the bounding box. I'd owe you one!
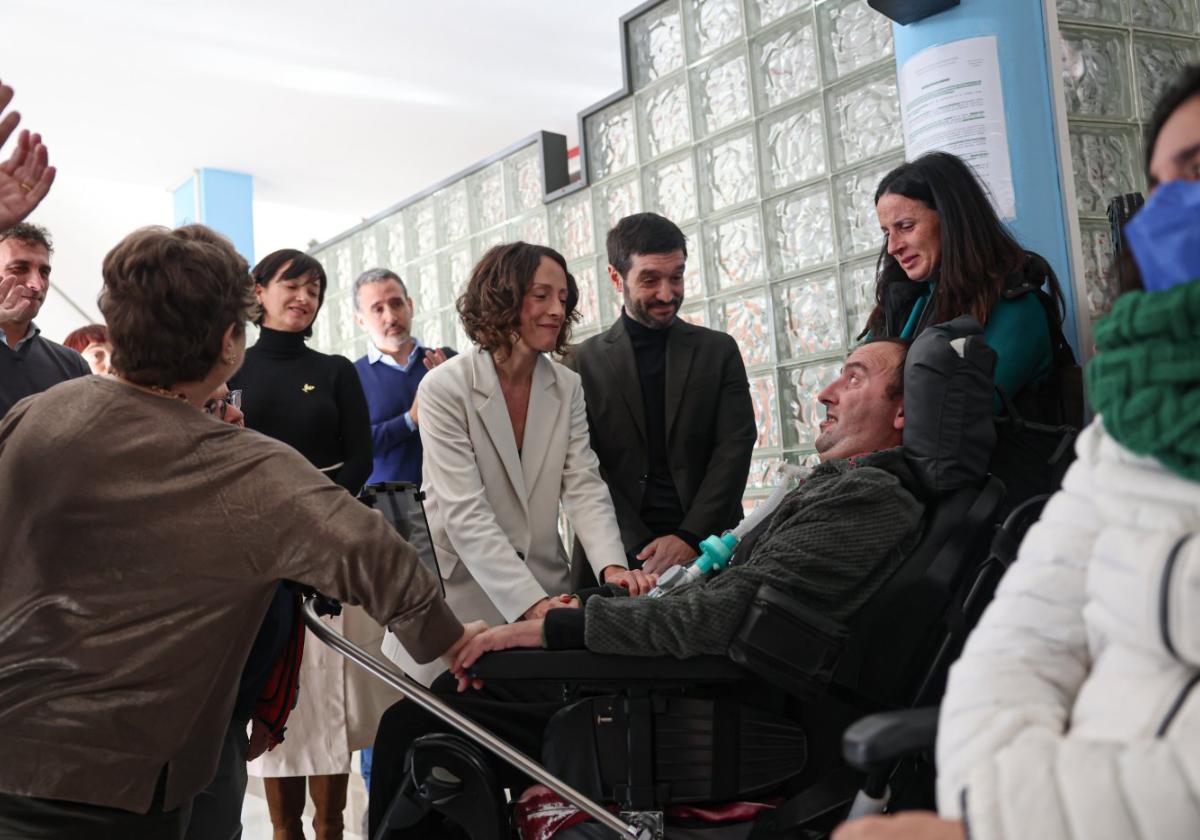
[866,152,1078,425]
[63,323,113,375]
[832,65,1200,840]
[380,242,651,689]
[231,249,375,840]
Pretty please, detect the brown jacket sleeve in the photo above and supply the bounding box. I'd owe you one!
[226,437,462,665]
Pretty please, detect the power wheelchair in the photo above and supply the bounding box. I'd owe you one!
[335,466,1022,840]
[320,320,1060,839]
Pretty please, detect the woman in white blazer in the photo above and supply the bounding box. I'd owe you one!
[382,241,651,685]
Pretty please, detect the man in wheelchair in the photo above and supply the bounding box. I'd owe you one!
[369,337,933,838]
[453,337,919,667]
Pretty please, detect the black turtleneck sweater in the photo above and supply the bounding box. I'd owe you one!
[622,312,690,545]
[230,326,373,495]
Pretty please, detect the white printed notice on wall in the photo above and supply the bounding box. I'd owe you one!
[898,35,1016,219]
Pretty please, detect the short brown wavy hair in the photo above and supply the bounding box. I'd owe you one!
[99,225,256,388]
[456,242,579,357]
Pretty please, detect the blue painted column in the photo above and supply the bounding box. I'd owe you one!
[172,168,255,264]
[890,0,1081,354]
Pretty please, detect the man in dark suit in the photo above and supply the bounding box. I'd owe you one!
[569,212,756,578]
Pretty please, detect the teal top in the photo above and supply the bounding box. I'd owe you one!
[899,283,1052,411]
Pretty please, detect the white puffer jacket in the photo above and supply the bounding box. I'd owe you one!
[936,419,1200,840]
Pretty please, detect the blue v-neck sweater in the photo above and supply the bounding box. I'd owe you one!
[354,353,433,485]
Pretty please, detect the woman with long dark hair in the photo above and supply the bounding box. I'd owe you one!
[864,151,1075,418]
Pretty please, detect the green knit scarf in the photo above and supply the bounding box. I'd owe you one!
[1087,277,1200,482]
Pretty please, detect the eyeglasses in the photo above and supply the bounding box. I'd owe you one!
[204,389,243,420]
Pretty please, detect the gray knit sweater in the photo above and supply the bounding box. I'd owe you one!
[580,448,925,659]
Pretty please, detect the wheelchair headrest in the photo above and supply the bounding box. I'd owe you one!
[902,316,998,494]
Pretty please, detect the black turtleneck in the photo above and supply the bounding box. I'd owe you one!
[622,311,690,546]
[229,325,372,495]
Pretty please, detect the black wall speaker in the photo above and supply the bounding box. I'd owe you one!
[868,0,961,25]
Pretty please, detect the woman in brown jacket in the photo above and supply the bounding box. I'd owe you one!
[0,224,483,840]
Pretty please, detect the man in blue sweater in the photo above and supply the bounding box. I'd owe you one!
[351,267,453,801]
[352,268,452,486]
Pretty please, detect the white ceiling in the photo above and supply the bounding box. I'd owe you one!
[3,0,636,214]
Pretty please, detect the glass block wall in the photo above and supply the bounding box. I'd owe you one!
[309,0,902,507]
[1057,0,1200,327]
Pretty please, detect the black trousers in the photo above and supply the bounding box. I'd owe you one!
[183,715,249,840]
[0,767,192,840]
[368,672,567,840]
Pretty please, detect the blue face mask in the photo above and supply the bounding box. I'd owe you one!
[1125,178,1200,294]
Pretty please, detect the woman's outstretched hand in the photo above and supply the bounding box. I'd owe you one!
[439,620,490,672]
[451,620,544,692]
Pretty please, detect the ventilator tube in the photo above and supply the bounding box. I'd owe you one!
[647,464,807,598]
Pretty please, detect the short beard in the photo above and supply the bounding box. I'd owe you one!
[377,331,411,353]
[624,293,682,330]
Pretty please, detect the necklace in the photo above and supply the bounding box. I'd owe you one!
[114,376,189,403]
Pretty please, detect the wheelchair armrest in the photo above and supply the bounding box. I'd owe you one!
[469,649,748,684]
[842,706,939,773]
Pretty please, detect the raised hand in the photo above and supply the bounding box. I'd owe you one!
[0,85,18,150]
[0,272,37,327]
[0,81,56,230]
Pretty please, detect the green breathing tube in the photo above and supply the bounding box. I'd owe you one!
[647,464,807,598]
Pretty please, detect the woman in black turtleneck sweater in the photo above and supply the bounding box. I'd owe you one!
[230,248,373,840]
[232,250,371,494]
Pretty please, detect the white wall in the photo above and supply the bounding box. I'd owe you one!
[27,174,172,344]
[27,173,360,344]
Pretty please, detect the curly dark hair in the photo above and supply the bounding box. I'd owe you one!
[0,221,53,255]
[99,225,255,388]
[456,242,579,357]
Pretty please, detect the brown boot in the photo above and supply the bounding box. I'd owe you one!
[263,776,307,840]
[308,773,349,840]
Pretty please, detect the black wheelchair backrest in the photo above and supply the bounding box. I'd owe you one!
[831,475,1006,709]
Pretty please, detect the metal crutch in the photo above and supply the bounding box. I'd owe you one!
[301,594,656,840]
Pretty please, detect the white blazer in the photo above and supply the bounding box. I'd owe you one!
[383,349,627,684]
